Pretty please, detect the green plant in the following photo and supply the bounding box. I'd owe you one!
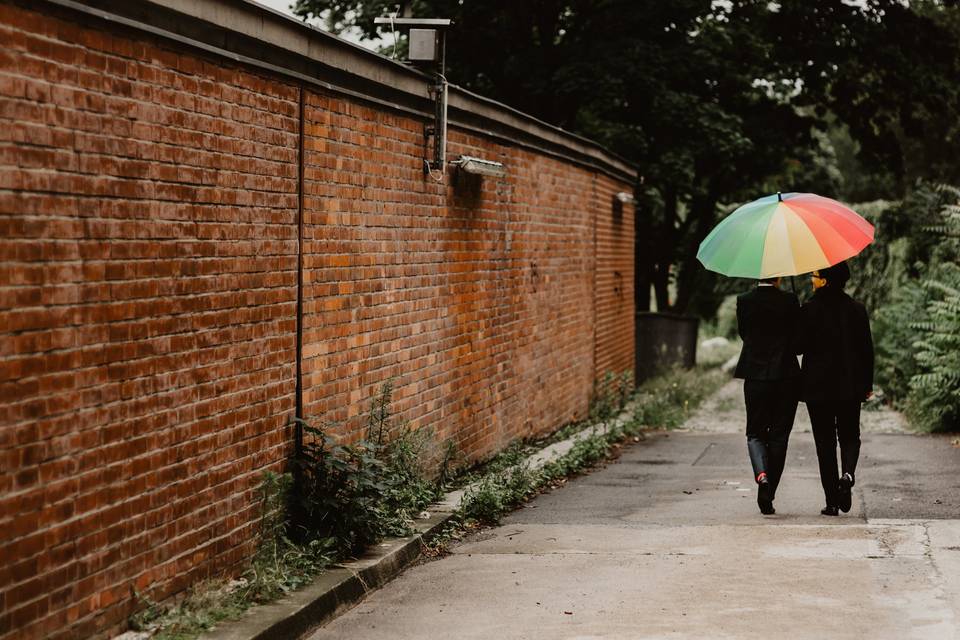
[632,366,727,429]
[129,589,164,632]
[907,264,960,431]
[291,419,388,556]
[367,378,394,446]
[459,463,537,525]
[540,429,612,482]
[434,438,461,492]
[584,370,635,431]
[290,380,442,553]
[128,471,337,640]
[846,183,960,411]
[873,280,928,403]
[420,518,470,558]
[378,425,442,536]
[149,581,249,640]
[245,471,334,602]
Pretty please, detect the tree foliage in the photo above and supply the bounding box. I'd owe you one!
[909,268,960,430]
[905,189,960,430]
[844,182,960,430]
[772,1,960,188]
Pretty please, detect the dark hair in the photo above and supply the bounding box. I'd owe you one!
[819,261,850,288]
[759,276,779,284]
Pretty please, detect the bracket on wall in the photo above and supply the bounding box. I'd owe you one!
[373,16,452,175]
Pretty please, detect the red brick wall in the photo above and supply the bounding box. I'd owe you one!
[594,176,636,380]
[0,4,299,638]
[0,3,635,639]
[300,94,602,456]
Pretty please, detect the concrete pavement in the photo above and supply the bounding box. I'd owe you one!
[310,380,960,639]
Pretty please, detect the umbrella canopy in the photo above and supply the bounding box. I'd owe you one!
[697,192,875,279]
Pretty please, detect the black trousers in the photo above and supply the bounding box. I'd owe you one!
[743,378,799,498]
[807,399,861,507]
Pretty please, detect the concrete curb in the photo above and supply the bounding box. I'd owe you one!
[201,404,642,640]
[202,511,456,640]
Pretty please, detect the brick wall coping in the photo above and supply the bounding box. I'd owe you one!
[42,0,639,184]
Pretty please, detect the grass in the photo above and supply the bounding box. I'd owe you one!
[631,365,729,429]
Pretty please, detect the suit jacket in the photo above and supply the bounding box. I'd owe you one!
[797,286,874,404]
[734,286,801,381]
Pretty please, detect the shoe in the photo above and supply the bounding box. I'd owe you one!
[838,473,854,513]
[757,476,774,515]
[821,505,839,516]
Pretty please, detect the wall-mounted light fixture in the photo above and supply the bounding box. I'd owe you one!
[452,155,507,178]
[612,191,633,221]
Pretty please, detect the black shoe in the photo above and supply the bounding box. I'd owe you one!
[821,505,839,516]
[758,477,774,515]
[838,473,854,513]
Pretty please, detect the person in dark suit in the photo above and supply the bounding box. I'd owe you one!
[734,276,801,515]
[797,261,874,516]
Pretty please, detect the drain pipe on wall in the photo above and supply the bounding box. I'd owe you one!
[295,85,306,455]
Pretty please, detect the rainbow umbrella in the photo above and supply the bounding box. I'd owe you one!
[697,192,875,278]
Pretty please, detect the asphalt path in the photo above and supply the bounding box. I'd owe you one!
[311,379,960,639]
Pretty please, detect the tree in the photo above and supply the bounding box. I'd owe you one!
[769,0,960,189]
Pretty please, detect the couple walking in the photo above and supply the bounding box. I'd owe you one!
[734,261,874,516]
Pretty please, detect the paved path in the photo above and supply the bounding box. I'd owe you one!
[311,379,960,639]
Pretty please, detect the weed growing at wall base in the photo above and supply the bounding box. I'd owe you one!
[290,381,442,553]
[129,473,335,639]
[632,366,727,429]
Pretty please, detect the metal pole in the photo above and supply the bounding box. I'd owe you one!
[434,30,447,173]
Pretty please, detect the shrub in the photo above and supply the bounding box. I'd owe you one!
[378,425,441,536]
[130,471,336,640]
[290,422,387,556]
[844,183,960,410]
[290,380,442,555]
[907,268,960,430]
[872,280,928,404]
[905,193,960,431]
[245,471,334,602]
[591,370,635,425]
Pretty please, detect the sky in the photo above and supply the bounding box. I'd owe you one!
[253,0,299,19]
[248,0,376,47]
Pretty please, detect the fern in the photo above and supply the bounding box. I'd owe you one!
[905,195,960,430]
